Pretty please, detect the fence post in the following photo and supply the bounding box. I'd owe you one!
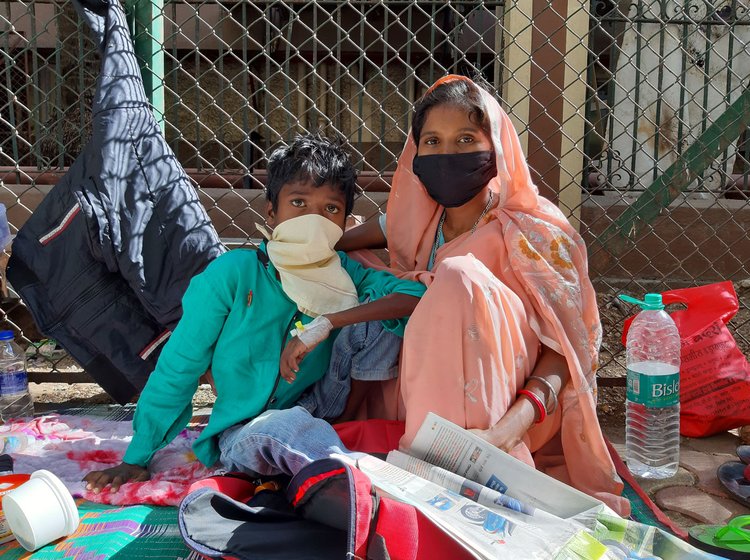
[558,0,589,230]
[501,1,533,154]
[126,0,165,128]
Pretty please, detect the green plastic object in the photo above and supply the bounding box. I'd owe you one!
[618,293,664,311]
[688,515,750,559]
[126,0,165,128]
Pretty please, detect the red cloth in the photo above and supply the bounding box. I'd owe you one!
[334,419,405,455]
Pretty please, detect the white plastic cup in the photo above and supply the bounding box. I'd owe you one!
[1,469,79,551]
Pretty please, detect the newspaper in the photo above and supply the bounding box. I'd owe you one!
[408,412,604,520]
[352,413,721,560]
[355,454,582,560]
[386,450,536,516]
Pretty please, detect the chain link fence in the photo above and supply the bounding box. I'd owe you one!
[0,0,748,387]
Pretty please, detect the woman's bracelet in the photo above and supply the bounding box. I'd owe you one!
[526,375,559,415]
[517,389,547,424]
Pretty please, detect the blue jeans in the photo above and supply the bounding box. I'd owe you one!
[218,406,355,477]
[218,322,399,477]
[296,320,402,420]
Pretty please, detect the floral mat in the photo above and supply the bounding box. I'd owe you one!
[0,404,692,559]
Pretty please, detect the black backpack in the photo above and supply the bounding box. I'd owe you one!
[179,457,475,559]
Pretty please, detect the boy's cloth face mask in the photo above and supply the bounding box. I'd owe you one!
[256,214,360,317]
[412,150,496,208]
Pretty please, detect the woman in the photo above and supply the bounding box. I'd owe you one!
[339,75,629,514]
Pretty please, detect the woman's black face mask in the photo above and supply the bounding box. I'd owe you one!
[412,150,496,208]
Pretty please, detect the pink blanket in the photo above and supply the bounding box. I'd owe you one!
[4,415,218,506]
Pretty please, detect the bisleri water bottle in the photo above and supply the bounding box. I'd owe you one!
[619,293,680,479]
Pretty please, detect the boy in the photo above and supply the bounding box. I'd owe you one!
[84,134,425,492]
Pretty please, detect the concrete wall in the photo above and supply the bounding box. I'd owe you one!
[582,193,750,283]
[1,183,747,283]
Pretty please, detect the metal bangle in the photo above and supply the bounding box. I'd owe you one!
[526,375,559,415]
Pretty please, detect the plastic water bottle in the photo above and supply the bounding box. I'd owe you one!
[620,293,680,479]
[0,331,34,420]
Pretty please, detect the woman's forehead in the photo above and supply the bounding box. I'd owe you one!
[422,104,482,131]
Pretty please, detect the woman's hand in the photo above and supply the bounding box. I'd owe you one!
[470,418,531,454]
[469,395,538,453]
[83,462,150,493]
[279,337,310,383]
[473,346,568,452]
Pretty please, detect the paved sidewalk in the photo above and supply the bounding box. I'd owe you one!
[604,425,749,529]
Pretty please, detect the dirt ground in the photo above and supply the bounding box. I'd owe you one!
[30,381,218,409]
[28,283,750,434]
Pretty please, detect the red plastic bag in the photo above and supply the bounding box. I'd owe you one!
[622,281,750,437]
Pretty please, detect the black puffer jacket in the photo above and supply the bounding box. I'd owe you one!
[8,0,225,403]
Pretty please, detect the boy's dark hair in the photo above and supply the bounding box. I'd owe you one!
[266,133,357,215]
[411,77,492,145]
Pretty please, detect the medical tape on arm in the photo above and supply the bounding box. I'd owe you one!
[290,316,333,348]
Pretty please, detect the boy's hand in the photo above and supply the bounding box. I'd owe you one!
[280,316,334,383]
[279,337,310,383]
[83,462,150,493]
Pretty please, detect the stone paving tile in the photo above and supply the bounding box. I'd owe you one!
[682,433,742,455]
[662,510,701,530]
[679,449,736,498]
[636,467,695,495]
[654,486,749,525]
[602,423,748,527]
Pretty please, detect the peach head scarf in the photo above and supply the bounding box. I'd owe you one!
[360,75,627,514]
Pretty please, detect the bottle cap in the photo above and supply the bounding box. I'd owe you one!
[0,331,14,341]
[643,293,663,309]
[618,293,665,310]
[0,454,13,474]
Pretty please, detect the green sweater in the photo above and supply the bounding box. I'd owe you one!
[123,246,425,467]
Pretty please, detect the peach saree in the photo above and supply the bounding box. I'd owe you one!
[355,76,628,514]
